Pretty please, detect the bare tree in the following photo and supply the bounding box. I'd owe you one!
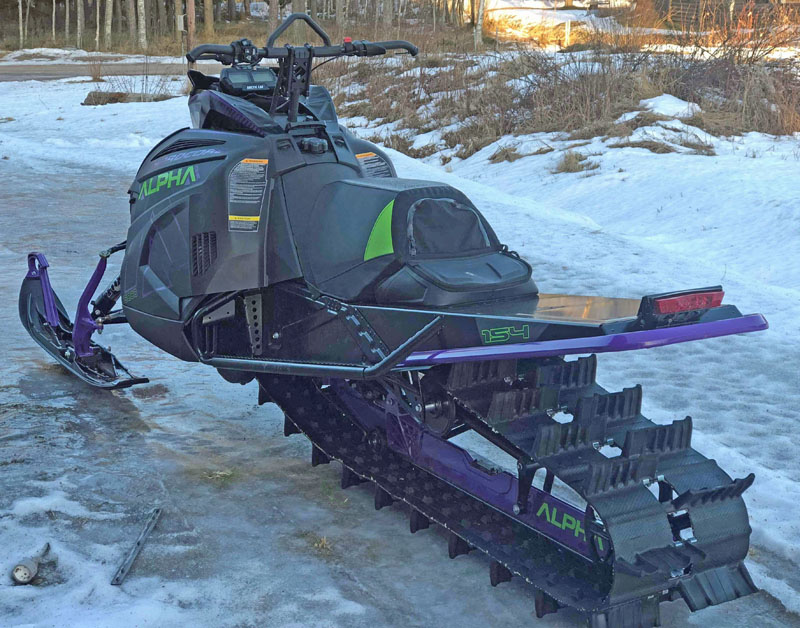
[52,0,57,41]
[474,0,484,49]
[308,0,316,19]
[244,0,251,18]
[292,0,305,14]
[156,0,166,36]
[269,0,279,30]
[204,0,213,35]
[203,0,213,34]
[102,0,113,46]
[381,0,390,24]
[174,0,182,40]
[126,0,135,40]
[77,0,84,47]
[335,0,343,25]
[24,0,32,41]
[136,0,147,48]
[227,0,234,20]
[186,0,196,51]
[18,0,24,47]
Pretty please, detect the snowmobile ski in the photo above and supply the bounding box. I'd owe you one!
[19,252,147,389]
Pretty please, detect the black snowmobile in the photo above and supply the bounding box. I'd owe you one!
[20,14,769,626]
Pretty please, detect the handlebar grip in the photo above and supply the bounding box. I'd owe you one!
[372,40,419,57]
[186,43,235,62]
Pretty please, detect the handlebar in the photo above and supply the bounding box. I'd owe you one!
[186,13,418,65]
[371,40,419,56]
[186,40,418,64]
[186,43,238,64]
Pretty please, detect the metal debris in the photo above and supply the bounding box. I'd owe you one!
[11,542,50,585]
[110,508,161,586]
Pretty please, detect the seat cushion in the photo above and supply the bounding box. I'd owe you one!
[375,251,536,306]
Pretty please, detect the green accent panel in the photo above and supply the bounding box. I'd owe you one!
[363,199,395,261]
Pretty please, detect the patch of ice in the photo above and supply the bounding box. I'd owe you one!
[10,490,123,520]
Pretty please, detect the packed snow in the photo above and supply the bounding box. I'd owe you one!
[1,75,799,627]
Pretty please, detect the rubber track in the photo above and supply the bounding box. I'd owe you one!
[259,367,756,626]
[259,375,610,618]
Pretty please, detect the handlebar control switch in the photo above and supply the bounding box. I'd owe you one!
[299,137,328,155]
[232,38,260,66]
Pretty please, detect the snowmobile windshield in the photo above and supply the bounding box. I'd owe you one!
[407,198,494,258]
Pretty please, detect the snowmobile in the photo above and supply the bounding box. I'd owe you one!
[19,14,769,626]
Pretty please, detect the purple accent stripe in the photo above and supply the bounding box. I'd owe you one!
[333,383,594,558]
[403,314,768,367]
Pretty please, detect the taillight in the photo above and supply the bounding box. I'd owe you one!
[653,290,724,314]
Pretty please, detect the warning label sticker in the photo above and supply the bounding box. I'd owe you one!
[356,152,392,178]
[228,158,269,231]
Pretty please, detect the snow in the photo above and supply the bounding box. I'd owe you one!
[640,94,701,119]
[0,47,213,65]
[1,74,800,626]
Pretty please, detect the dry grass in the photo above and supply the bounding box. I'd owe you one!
[675,133,716,156]
[610,139,677,154]
[553,150,599,173]
[87,59,105,83]
[489,145,526,163]
[319,32,800,161]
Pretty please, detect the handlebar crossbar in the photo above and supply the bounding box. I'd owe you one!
[186,14,418,63]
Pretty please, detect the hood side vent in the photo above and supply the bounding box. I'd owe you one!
[191,231,218,276]
[154,139,225,160]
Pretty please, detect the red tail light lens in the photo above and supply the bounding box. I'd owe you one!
[653,290,724,314]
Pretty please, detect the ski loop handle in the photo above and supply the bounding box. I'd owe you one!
[26,253,60,328]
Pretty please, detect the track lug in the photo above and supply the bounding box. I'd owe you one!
[534,589,560,619]
[410,509,430,533]
[341,466,366,489]
[490,561,512,587]
[311,445,330,467]
[447,532,473,559]
[374,486,394,510]
[284,415,301,437]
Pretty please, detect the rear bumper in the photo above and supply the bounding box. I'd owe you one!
[402,313,768,366]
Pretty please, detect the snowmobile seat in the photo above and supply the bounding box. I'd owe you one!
[294,178,538,306]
